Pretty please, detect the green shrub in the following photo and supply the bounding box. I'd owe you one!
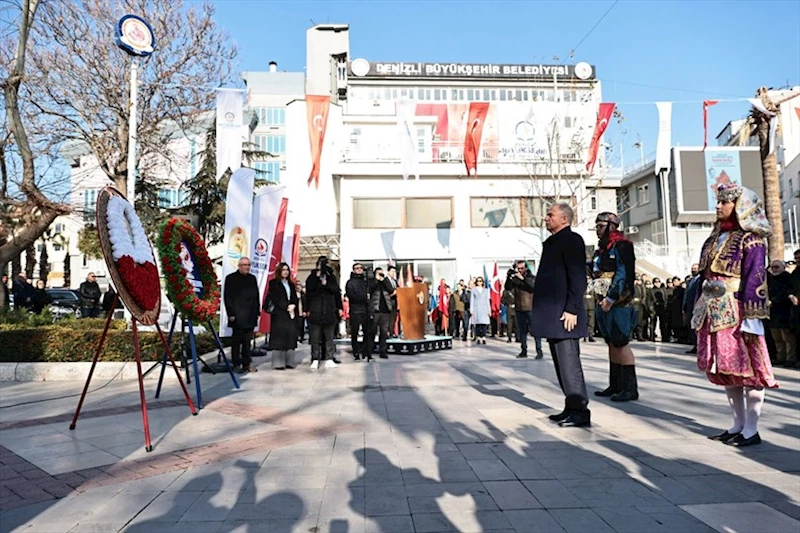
[0,325,226,363]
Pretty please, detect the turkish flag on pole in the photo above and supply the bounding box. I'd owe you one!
[585,103,615,175]
[703,100,719,150]
[464,102,490,177]
[437,279,449,333]
[290,225,301,282]
[306,95,330,188]
[258,198,288,333]
[490,262,501,316]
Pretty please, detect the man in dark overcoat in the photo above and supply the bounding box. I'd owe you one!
[223,257,260,373]
[306,256,344,369]
[531,202,591,427]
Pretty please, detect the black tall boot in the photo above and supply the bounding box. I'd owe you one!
[594,362,622,397]
[611,365,639,402]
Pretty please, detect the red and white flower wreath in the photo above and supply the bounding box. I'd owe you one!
[106,195,160,311]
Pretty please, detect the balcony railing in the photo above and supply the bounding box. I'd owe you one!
[341,140,583,166]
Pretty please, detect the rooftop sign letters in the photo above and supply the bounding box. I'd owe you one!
[349,59,595,80]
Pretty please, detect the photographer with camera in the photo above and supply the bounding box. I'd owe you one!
[305,256,343,369]
[505,260,543,359]
[368,266,396,359]
[345,262,371,361]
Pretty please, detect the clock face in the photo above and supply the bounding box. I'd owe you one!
[574,62,592,80]
[351,58,371,77]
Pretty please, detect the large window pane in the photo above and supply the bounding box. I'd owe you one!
[470,197,523,227]
[405,198,452,228]
[353,198,402,228]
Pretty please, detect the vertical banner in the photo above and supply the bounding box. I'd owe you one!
[258,198,289,333]
[219,168,256,336]
[585,103,615,175]
[306,95,331,188]
[704,150,742,210]
[702,100,719,150]
[655,102,672,174]
[397,100,420,180]
[249,186,285,333]
[216,89,244,180]
[464,102,490,176]
[281,215,294,271]
[490,262,502,317]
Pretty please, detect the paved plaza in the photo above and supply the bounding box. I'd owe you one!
[0,338,798,533]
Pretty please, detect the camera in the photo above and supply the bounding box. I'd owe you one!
[507,268,516,278]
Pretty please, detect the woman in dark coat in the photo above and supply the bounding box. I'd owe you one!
[266,262,299,369]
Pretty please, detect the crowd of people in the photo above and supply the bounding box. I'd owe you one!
[0,271,120,318]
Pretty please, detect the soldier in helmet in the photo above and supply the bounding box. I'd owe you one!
[590,212,639,402]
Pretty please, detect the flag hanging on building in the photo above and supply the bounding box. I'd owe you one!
[655,102,672,174]
[258,197,289,333]
[219,168,256,336]
[490,262,502,318]
[585,103,615,175]
[703,100,719,150]
[306,95,330,188]
[215,88,244,180]
[795,107,800,122]
[397,100,419,180]
[464,102,490,176]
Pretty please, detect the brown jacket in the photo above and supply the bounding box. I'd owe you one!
[505,270,535,312]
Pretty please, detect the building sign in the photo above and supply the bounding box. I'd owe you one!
[703,150,742,210]
[349,59,595,80]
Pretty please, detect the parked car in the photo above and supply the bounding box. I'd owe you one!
[45,288,82,318]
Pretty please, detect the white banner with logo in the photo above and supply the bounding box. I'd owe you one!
[396,100,419,179]
[219,167,256,336]
[495,102,558,162]
[216,88,244,180]
[250,185,286,326]
[655,102,672,174]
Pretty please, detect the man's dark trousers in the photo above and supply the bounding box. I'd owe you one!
[372,312,392,357]
[548,338,590,417]
[350,313,370,358]
[516,311,532,353]
[310,323,336,361]
[231,328,253,368]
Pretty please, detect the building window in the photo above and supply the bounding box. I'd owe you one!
[254,161,281,183]
[564,117,574,128]
[253,134,286,155]
[590,195,597,211]
[416,128,426,154]
[405,198,452,228]
[256,107,285,126]
[353,198,402,229]
[83,189,98,223]
[54,223,65,234]
[563,90,577,102]
[470,197,523,228]
[54,244,63,252]
[158,188,189,208]
[637,184,650,205]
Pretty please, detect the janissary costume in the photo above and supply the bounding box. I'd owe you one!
[590,212,639,402]
[692,183,777,447]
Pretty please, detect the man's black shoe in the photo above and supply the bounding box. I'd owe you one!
[548,410,570,422]
[588,337,596,343]
[558,414,591,428]
[535,352,544,360]
[332,359,342,364]
[516,352,528,359]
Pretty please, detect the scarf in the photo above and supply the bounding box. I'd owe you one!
[718,218,739,233]
[600,229,630,252]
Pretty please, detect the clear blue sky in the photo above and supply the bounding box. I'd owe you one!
[209,0,800,170]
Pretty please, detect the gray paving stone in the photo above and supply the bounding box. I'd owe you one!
[483,480,542,510]
[364,485,409,516]
[593,506,717,533]
[681,502,800,533]
[560,478,670,507]
[502,509,566,532]
[548,508,615,533]
[468,459,517,481]
[521,480,586,509]
[365,513,414,532]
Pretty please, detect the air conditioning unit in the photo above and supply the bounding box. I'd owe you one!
[625,226,639,235]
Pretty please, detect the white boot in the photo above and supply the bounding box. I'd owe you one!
[310,360,319,370]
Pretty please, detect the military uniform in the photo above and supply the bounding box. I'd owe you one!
[633,283,647,341]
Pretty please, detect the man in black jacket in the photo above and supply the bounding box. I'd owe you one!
[505,260,541,359]
[768,259,796,367]
[306,256,343,369]
[531,203,590,428]
[78,272,101,318]
[345,263,371,361]
[368,266,395,359]
[224,257,260,373]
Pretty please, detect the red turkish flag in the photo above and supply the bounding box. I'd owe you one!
[306,95,330,188]
[703,100,719,150]
[585,103,615,175]
[490,262,502,316]
[794,107,800,122]
[259,198,288,333]
[290,224,301,282]
[463,102,490,177]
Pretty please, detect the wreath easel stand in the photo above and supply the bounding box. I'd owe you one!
[153,217,240,409]
[70,187,196,453]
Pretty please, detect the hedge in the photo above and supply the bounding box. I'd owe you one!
[0,325,227,363]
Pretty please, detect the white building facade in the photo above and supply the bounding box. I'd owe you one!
[280,24,619,282]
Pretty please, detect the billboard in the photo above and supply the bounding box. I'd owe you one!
[704,150,742,210]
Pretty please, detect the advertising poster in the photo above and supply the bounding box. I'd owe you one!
[704,150,741,210]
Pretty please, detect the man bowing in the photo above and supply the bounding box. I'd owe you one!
[531,203,591,427]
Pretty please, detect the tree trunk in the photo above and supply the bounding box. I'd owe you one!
[63,252,71,288]
[0,211,60,277]
[755,88,784,260]
[39,243,49,281]
[24,243,36,278]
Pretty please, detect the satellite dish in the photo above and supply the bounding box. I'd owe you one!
[351,58,370,77]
